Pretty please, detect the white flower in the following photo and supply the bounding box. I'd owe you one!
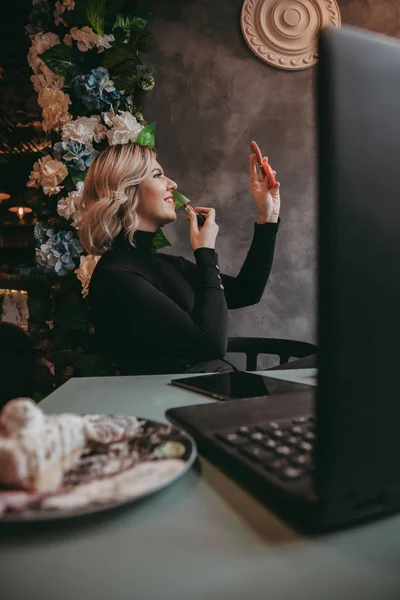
[27,155,68,196]
[61,115,107,145]
[28,32,60,73]
[57,181,84,222]
[95,33,115,53]
[38,88,72,132]
[103,110,144,146]
[57,196,75,220]
[75,254,100,298]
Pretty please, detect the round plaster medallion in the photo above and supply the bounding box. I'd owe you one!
[240,0,341,71]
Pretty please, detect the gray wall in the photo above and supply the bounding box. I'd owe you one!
[144,0,400,368]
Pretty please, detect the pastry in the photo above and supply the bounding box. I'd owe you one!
[0,398,87,493]
[0,399,142,494]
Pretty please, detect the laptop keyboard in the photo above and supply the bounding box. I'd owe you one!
[215,415,315,481]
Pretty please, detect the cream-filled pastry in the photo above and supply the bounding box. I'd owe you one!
[0,398,87,493]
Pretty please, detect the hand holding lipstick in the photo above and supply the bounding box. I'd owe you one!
[187,206,219,252]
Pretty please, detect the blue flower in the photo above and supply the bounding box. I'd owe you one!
[25,0,53,34]
[54,141,99,171]
[36,229,84,277]
[70,67,120,111]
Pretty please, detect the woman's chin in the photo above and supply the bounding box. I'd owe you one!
[163,212,177,225]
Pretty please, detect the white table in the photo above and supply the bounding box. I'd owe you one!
[1,369,400,600]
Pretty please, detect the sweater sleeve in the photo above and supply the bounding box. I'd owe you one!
[181,220,280,310]
[99,248,228,362]
[221,220,280,309]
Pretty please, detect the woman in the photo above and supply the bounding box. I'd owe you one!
[80,142,280,375]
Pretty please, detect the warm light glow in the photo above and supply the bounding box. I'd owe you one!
[0,289,28,295]
[8,206,33,220]
[0,192,11,202]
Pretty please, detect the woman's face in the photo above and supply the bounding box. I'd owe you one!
[137,156,178,231]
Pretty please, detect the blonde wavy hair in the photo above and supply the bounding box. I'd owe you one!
[79,142,156,255]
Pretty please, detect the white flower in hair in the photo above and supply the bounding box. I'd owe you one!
[103,110,144,146]
[75,254,100,298]
[61,115,107,145]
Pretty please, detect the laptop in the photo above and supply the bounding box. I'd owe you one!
[166,25,400,533]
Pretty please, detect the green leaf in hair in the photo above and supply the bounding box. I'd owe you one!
[135,122,156,148]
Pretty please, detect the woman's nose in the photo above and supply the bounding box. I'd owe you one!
[167,177,177,190]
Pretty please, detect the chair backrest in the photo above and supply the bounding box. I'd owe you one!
[227,337,317,371]
[0,322,37,408]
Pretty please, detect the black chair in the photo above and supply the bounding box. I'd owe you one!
[227,337,317,371]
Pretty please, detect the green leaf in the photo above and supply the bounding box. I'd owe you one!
[102,38,140,90]
[38,44,76,77]
[102,39,139,71]
[153,228,171,250]
[135,122,156,148]
[111,63,139,90]
[172,190,191,209]
[113,13,148,35]
[69,169,87,186]
[86,0,106,36]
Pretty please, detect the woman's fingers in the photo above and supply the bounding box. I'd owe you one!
[194,207,216,223]
[187,208,199,232]
[249,153,258,183]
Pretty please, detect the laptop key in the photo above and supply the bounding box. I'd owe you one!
[303,431,316,441]
[258,422,280,434]
[236,425,259,436]
[280,466,304,480]
[291,425,306,435]
[216,433,249,446]
[249,431,264,442]
[262,438,277,450]
[263,458,289,473]
[281,435,299,446]
[239,445,274,462]
[292,416,308,424]
[291,454,313,469]
[275,445,294,457]
[298,441,313,453]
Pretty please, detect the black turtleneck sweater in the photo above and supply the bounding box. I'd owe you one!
[89,221,280,375]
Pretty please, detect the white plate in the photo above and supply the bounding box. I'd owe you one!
[0,416,197,523]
